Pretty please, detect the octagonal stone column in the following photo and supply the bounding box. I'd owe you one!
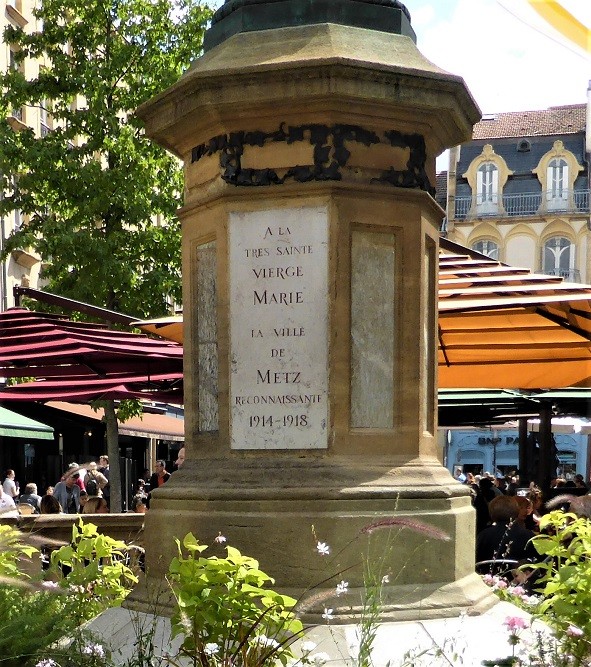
[133,0,494,622]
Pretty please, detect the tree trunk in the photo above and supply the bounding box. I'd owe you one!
[104,399,122,512]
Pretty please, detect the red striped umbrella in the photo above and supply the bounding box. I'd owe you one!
[0,371,183,403]
[0,307,184,403]
[0,307,183,380]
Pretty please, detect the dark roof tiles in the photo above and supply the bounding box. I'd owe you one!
[435,170,447,205]
[473,104,586,140]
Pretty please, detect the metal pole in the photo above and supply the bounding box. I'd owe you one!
[0,181,8,312]
[492,427,497,476]
[538,403,553,493]
[518,417,528,486]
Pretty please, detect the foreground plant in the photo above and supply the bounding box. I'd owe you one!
[50,520,138,622]
[0,524,38,579]
[167,533,304,667]
[481,509,591,666]
[528,511,591,639]
[0,521,138,666]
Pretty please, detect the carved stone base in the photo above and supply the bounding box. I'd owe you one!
[130,455,495,622]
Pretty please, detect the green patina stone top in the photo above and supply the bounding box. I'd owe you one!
[203,0,415,52]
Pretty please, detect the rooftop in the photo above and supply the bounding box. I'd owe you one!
[472,103,586,140]
[435,170,447,206]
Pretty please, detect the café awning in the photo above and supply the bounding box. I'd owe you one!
[0,307,184,403]
[0,307,183,380]
[0,406,54,440]
[46,402,185,441]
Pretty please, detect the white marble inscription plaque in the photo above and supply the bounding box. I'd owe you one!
[229,207,328,449]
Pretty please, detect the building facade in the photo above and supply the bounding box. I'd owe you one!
[441,87,591,481]
[1,0,45,310]
[445,89,591,283]
[445,427,589,481]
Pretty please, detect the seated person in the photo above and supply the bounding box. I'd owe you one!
[18,483,42,512]
[476,495,538,570]
[82,496,109,514]
[130,493,148,513]
[40,494,62,514]
[79,490,89,510]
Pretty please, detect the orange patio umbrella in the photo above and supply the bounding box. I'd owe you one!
[133,240,591,391]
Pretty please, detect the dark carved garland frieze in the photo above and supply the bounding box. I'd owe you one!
[190,122,434,195]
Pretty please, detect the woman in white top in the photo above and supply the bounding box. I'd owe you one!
[0,485,19,518]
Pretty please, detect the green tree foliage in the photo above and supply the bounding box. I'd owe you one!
[0,0,212,317]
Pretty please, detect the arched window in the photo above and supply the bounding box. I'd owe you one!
[547,158,569,210]
[543,236,574,279]
[476,162,499,214]
[472,240,499,260]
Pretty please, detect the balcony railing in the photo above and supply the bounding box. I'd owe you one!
[454,190,590,220]
[543,268,581,282]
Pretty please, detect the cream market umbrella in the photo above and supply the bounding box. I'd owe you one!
[438,241,591,389]
[133,241,591,390]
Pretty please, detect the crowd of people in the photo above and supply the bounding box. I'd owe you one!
[0,447,185,518]
[454,467,590,578]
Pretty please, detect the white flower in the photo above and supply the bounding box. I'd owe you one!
[381,574,390,584]
[310,652,330,666]
[214,532,227,544]
[82,644,105,658]
[335,580,349,596]
[566,625,584,637]
[522,594,541,606]
[316,541,330,556]
[42,581,59,589]
[253,634,280,649]
[301,641,317,654]
[204,642,220,656]
[35,660,58,667]
[321,607,334,621]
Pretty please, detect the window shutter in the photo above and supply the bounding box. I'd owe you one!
[491,168,499,204]
[546,164,554,201]
[476,168,484,204]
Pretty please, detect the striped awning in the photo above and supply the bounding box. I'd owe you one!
[438,240,591,389]
[135,239,591,391]
[0,406,54,440]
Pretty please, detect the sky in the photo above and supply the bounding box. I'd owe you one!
[205,0,589,166]
[410,0,590,115]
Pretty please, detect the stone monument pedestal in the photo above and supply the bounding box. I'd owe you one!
[132,0,493,622]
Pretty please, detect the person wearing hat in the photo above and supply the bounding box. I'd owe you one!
[84,462,108,497]
[53,471,81,514]
[65,463,86,493]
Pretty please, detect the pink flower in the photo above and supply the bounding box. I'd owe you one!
[510,585,525,597]
[495,579,508,590]
[482,574,495,586]
[566,625,584,637]
[504,616,529,631]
